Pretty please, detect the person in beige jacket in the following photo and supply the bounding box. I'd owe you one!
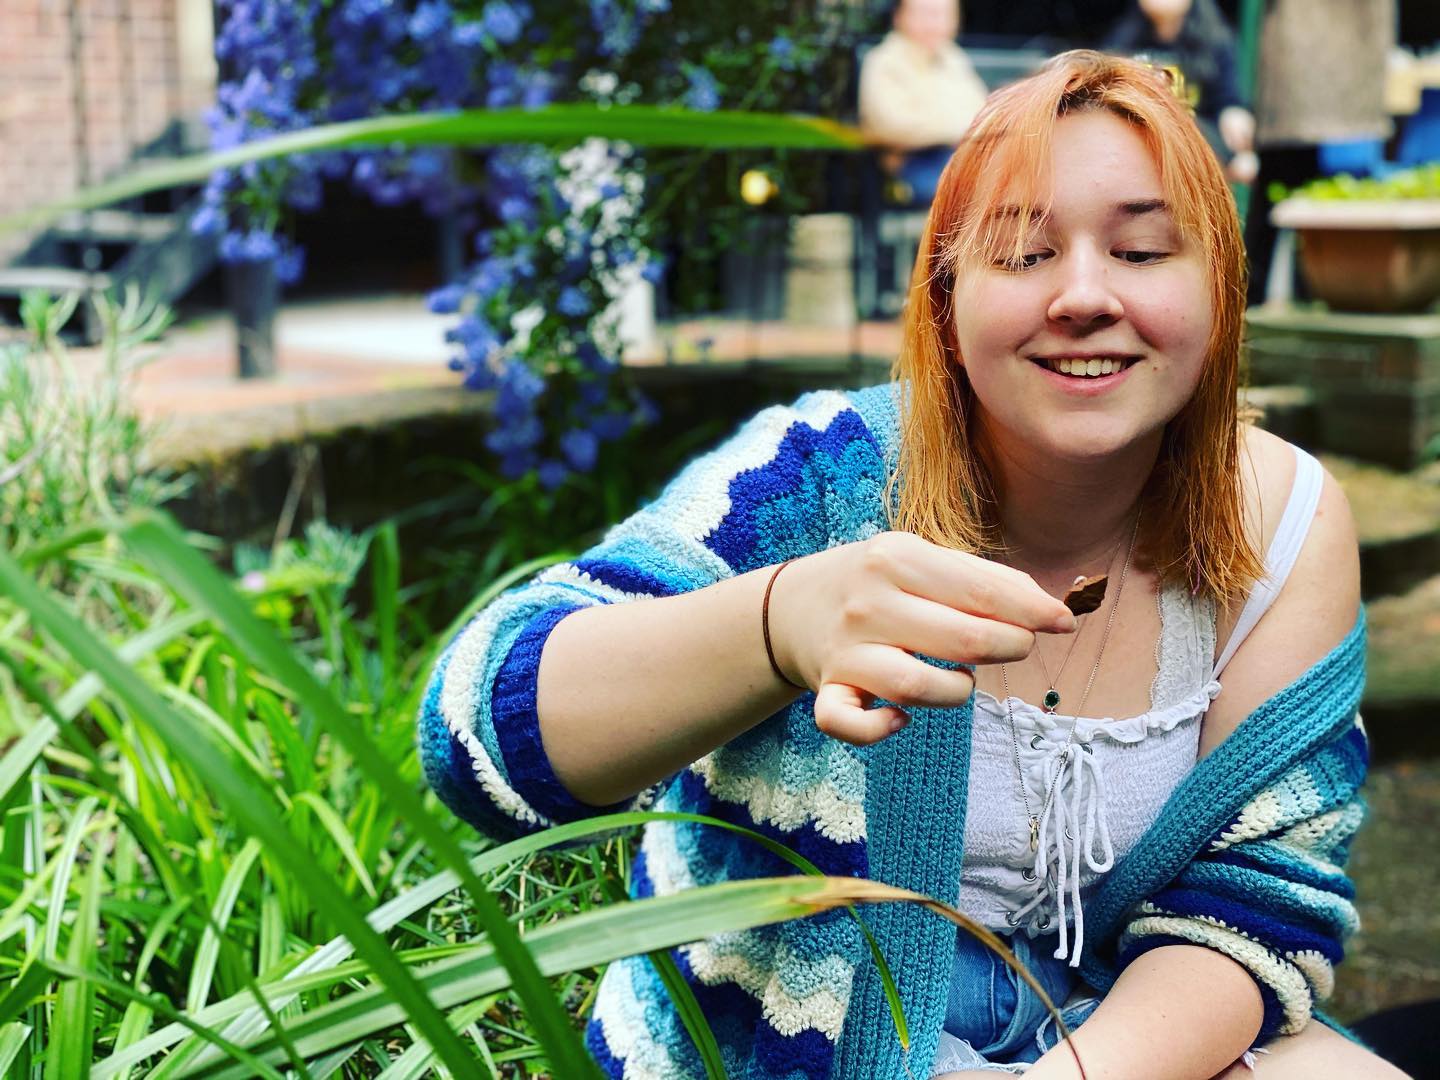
[858,0,989,204]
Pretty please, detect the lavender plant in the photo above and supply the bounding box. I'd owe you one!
[199,0,859,486]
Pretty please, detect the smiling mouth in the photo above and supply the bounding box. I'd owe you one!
[1031,356,1140,378]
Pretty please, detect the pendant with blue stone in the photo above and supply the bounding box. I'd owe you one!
[1043,688,1061,712]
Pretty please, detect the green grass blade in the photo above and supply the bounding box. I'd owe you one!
[188,875,919,1077]
[15,526,109,568]
[371,521,399,689]
[0,611,205,807]
[115,808,905,1067]
[0,723,57,814]
[0,1022,32,1075]
[0,961,50,1027]
[1,106,861,234]
[47,829,104,1080]
[373,998,494,1080]
[645,949,725,1078]
[0,548,484,1079]
[119,514,595,1078]
[187,838,262,1013]
[595,870,724,1079]
[291,792,377,900]
[37,957,287,1080]
[43,795,101,962]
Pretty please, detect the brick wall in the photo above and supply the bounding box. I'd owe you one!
[0,0,213,257]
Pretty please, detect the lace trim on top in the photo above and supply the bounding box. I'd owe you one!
[971,576,1219,737]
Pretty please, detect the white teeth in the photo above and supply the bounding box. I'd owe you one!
[1045,357,1128,377]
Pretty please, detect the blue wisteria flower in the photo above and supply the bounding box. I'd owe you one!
[209,0,854,485]
[682,64,721,112]
[556,286,591,318]
[480,0,526,45]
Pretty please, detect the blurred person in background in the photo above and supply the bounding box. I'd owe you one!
[1104,0,1257,184]
[859,0,989,204]
[1245,0,1396,306]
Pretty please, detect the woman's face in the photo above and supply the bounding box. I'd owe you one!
[951,109,1213,468]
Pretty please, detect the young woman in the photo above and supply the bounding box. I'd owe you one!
[420,51,1404,1079]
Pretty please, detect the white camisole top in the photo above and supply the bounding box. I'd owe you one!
[956,445,1325,967]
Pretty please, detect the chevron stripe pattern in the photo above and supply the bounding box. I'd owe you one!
[1116,711,1367,1040]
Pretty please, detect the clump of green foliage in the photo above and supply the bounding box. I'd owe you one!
[1270,161,1440,205]
[0,289,184,554]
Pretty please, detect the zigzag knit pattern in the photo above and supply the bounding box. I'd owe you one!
[1115,715,1366,1040]
[416,384,1368,1078]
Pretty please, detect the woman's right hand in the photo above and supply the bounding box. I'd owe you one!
[767,531,1077,746]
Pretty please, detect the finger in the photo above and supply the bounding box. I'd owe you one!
[832,643,976,710]
[887,544,1075,634]
[812,681,910,747]
[857,591,1037,665]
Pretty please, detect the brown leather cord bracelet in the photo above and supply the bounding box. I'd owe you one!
[762,559,807,691]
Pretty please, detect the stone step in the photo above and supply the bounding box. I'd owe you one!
[1326,455,1440,600]
[1246,385,1440,599]
[51,209,180,243]
[1247,383,1316,446]
[1363,570,1440,760]
[0,266,113,295]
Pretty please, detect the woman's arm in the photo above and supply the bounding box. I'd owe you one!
[540,533,1073,805]
[1025,945,1263,1079]
[422,393,1074,833]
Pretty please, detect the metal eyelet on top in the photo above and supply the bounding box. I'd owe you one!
[1081,742,1094,754]
[1030,734,1044,750]
[1005,910,1022,927]
[1064,827,1075,841]
[1037,915,1052,930]
[1021,867,1037,882]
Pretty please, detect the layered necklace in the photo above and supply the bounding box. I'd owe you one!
[1000,512,1140,852]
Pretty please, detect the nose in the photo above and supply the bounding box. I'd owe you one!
[1046,248,1123,330]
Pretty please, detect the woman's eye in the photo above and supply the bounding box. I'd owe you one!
[1116,249,1167,264]
[997,251,1049,271]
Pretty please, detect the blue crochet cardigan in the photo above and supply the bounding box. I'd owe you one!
[418,384,1367,1079]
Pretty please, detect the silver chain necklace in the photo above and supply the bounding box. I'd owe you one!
[1000,512,1140,853]
[1021,524,1130,715]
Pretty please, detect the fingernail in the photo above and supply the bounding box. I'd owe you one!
[889,715,910,733]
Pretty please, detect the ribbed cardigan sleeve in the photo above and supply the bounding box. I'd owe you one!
[1110,622,1368,1042]
[416,388,892,841]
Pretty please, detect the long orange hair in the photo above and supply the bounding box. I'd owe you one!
[889,49,1262,602]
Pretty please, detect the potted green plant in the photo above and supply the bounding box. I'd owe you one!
[1270,163,1440,313]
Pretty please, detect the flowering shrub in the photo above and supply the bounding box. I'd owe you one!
[202,0,861,485]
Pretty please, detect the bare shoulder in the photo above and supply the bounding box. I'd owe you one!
[1237,425,1299,549]
[1201,427,1361,753]
[1229,425,1358,617]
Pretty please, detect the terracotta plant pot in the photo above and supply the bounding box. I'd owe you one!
[1271,198,1440,314]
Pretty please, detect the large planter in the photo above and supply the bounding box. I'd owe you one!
[1271,198,1440,313]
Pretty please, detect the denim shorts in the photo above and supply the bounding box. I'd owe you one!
[930,928,1102,1076]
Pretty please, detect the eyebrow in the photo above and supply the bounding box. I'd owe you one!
[987,198,1170,224]
[1118,198,1169,216]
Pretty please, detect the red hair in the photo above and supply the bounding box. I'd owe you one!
[889,49,1261,601]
